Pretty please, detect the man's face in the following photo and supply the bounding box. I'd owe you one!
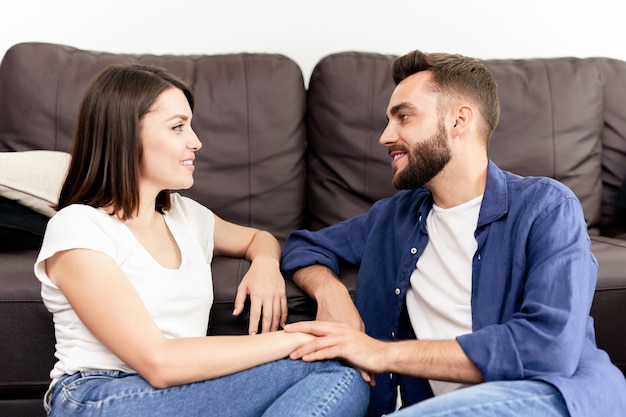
[380,71,451,190]
[392,118,451,190]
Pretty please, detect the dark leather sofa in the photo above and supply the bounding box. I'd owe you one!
[1,42,625,417]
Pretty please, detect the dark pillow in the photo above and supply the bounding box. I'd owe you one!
[0,196,49,251]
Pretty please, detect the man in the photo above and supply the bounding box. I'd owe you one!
[281,50,626,417]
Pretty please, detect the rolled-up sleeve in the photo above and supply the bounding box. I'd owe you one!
[458,191,597,381]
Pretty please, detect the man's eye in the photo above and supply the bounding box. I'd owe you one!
[400,114,409,121]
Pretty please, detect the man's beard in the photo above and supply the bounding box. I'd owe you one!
[392,120,451,190]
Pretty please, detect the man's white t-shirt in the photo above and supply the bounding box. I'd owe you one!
[34,193,215,384]
[405,194,483,396]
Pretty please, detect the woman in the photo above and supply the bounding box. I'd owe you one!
[34,63,368,417]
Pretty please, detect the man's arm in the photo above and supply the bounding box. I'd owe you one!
[386,339,483,384]
[286,321,483,384]
[293,265,364,332]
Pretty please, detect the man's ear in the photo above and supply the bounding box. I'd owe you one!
[451,105,473,130]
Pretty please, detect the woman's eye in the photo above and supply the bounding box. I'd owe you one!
[173,124,184,131]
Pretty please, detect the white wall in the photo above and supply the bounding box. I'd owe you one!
[1,0,623,83]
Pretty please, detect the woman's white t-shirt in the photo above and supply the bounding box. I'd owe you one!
[34,193,215,384]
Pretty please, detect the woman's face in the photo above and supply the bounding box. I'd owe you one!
[138,87,202,193]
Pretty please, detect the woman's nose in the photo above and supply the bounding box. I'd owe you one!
[189,129,202,151]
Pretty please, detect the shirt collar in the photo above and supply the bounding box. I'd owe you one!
[413,160,507,228]
[477,160,509,227]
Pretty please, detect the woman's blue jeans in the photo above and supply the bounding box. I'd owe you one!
[390,380,569,417]
[45,358,369,417]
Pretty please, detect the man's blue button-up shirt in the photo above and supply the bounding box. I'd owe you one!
[282,161,626,417]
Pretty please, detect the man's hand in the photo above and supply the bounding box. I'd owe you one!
[291,265,373,383]
[233,256,288,334]
[285,321,386,385]
[286,320,484,386]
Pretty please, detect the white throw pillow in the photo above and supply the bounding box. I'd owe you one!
[0,150,71,217]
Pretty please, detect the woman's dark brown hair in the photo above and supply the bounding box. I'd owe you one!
[57,64,194,219]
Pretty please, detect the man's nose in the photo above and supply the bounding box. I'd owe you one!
[379,123,397,147]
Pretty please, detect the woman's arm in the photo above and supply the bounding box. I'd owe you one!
[212,214,288,334]
[46,248,312,389]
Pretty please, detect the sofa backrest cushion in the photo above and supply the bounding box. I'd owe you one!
[588,58,626,236]
[306,52,396,230]
[0,42,307,241]
[485,57,604,231]
[306,52,605,231]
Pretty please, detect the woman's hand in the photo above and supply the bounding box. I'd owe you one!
[213,214,287,334]
[233,255,288,334]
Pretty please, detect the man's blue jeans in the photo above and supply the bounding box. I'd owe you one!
[44,358,369,417]
[390,380,569,417]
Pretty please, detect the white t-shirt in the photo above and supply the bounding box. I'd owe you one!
[34,193,215,383]
[405,194,482,396]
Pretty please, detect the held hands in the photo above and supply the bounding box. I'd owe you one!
[285,321,385,386]
[233,255,288,334]
[291,265,374,383]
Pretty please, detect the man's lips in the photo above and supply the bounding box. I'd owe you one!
[389,150,407,166]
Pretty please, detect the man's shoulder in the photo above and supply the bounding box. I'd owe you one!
[503,171,577,201]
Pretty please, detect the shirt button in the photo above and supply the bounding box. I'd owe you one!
[395,288,401,295]
[391,331,396,338]
[478,253,481,260]
[410,247,417,254]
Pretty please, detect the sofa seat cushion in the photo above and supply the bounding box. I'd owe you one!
[589,236,626,375]
[0,250,56,396]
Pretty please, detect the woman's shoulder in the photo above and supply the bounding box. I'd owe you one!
[167,193,215,246]
[168,193,214,219]
[55,203,101,216]
[36,205,120,284]
[50,204,109,227]
[45,205,124,245]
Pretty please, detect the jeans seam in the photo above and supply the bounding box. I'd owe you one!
[312,366,358,416]
[410,393,565,417]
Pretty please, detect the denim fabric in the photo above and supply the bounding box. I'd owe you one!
[45,359,369,417]
[389,380,568,417]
